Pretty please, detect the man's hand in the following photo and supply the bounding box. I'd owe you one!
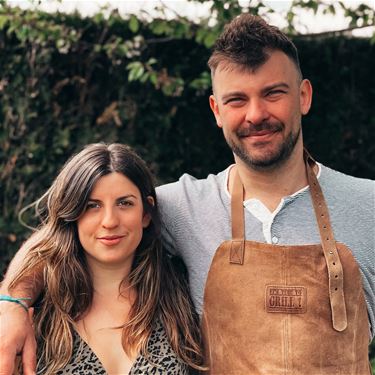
[0,303,36,375]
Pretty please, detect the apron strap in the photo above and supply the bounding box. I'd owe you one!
[304,150,347,331]
[229,150,348,331]
[230,169,245,265]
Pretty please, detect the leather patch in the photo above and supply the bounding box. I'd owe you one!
[229,240,244,265]
[265,285,307,314]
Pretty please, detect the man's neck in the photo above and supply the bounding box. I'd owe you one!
[229,147,309,212]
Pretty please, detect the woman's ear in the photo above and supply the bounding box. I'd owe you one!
[142,196,154,228]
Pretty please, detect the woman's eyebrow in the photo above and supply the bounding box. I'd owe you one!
[88,194,138,201]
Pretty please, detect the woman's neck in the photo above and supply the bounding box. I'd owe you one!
[78,259,136,327]
[86,257,133,300]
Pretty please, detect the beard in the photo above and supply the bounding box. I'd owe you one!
[225,121,301,170]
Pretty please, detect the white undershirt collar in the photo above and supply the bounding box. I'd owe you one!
[224,163,322,243]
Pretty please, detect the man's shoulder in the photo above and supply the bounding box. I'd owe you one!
[320,164,374,193]
[156,167,230,201]
[319,164,374,208]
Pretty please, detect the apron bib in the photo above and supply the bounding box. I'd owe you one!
[202,154,371,375]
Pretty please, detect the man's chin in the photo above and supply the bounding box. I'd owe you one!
[236,146,291,170]
[234,129,300,170]
[247,155,282,169]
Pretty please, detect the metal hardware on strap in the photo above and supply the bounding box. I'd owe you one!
[304,150,347,331]
[230,169,245,265]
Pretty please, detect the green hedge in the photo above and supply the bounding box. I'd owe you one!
[0,5,374,362]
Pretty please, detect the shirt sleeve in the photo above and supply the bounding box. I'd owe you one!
[156,183,180,256]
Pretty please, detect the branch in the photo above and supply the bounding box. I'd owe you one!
[145,36,178,44]
[159,0,189,21]
[296,23,374,38]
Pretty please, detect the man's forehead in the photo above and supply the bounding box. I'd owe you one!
[214,60,259,77]
[212,51,301,89]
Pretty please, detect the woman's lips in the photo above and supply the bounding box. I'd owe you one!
[97,235,125,246]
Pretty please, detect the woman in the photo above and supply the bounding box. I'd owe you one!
[9,143,204,374]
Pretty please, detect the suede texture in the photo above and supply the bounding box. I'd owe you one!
[202,241,371,375]
[201,158,371,375]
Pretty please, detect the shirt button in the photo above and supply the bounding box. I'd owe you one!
[272,236,279,244]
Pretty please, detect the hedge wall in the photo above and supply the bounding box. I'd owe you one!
[0,5,374,361]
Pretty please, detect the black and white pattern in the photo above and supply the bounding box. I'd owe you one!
[38,320,188,374]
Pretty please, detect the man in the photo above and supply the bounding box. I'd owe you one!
[1,14,374,375]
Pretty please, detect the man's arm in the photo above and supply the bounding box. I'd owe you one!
[0,235,44,375]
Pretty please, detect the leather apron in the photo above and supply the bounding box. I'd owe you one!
[202,154,371,375]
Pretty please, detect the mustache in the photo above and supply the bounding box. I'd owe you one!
[236,122,283,137]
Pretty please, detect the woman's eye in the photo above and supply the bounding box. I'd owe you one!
[118,200,133,207]
[86,202,100,210]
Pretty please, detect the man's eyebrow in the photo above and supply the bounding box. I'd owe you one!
[261,82,290,93]
[220,82,290,102]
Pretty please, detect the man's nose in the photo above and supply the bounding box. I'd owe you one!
[101,208,119,229]
[245,99,270,125]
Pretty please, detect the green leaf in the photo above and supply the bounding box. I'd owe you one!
[195,27,206,44]
[129,15,139,33]
[190,71,211,91]
[338,1,346,10]
[148,58,157,65]
[93,12,105,24]
[203,31,217,48]
[139,72,150,83]
[0,15,8,30]
[126,61,142,70]
[128,65,145,82]
[328,4,336,15]
[150,20,169,35]
[150,72,158,86]
[94,44,102,53]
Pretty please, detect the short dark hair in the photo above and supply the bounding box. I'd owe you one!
[208,14,301,78]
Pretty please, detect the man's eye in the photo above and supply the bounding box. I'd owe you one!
[225,98,244,105]
[267,90,286,97]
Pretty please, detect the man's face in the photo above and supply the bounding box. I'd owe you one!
[210,50,312,170]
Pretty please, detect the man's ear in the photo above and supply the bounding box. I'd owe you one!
[142,196,154,228]
[300,79,313,115]
[209,94,222,128]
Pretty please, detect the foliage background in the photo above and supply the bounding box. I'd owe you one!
[0,0,374,364]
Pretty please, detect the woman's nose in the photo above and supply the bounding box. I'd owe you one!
[101,208,119,229]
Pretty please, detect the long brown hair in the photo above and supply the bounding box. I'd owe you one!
[10,143,204,373]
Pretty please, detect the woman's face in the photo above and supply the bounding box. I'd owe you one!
[77,172,151,269]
